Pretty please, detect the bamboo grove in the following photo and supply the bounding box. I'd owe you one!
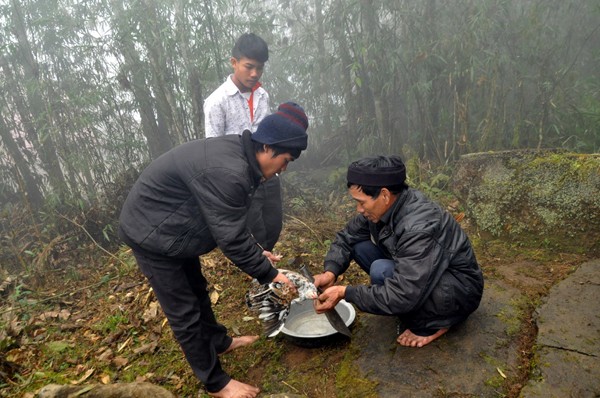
[0,0,599,210]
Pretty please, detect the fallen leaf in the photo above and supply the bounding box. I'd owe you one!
[83,329,101,342]
[33,328,47,337]
[133,341,158,355]
[8,315,24,334]
[143,301,159,323]
[497,367,506,378]
[170,374,184,390]
[210,290,219,304]
[59,309,71,320]
[46,341,73,353]
[117,336,132,352]
[74,364,86,373]
[71,368,95,384]
[96,347,113,361]
[40,311,60,321]
[112,356,128,368]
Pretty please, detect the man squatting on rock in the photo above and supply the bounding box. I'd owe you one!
[313,155,484,348]
[119,103,309,398]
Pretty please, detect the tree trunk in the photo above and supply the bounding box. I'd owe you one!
[331,0,359,159]
[9,0,67,196]
[0,115,44,209]
[112,0,172,160]
[176,0,204,140]
[314,0,333,135]
[139,0,186,145]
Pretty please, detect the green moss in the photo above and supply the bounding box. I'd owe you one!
[480,353,509,389]
[335,347,379,398]
[458,151,600,252]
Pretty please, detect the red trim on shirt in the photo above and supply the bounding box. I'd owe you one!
[248,82,262,123]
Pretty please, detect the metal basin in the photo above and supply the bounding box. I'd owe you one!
[281,299,356,347]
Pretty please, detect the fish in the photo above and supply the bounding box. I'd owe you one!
[246,269,318,337]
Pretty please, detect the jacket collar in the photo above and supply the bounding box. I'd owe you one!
[379,188,409,225]
[242,130,263,185]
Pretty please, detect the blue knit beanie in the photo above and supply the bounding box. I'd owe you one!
[252,102,309,149]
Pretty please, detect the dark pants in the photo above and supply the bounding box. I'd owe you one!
[351,240,471,334]
[352,240,395,286]
[132,251,232,392]
[247,176,282,251]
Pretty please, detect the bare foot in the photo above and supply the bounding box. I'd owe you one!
[220,335,259,355]
[396,328,448,348]
[208,379,260,398]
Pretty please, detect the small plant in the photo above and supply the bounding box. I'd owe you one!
[94,313,128,334]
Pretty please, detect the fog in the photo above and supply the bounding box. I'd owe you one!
[0,0,598,208]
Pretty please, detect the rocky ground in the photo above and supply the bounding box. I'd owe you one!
[350,259,599,398]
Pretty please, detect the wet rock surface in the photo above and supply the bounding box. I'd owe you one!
[352,260,600,397]
[521,260,600,398]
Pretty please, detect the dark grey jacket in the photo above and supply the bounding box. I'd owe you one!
[119,131,278,284]
[324,188,483,329]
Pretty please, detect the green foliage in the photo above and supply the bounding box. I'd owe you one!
[93,313,128,334]
[289,197,307,213]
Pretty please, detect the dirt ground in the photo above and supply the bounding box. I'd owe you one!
[1,207,598,397]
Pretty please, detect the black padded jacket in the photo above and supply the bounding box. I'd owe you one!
[324,188,484,328]
[118,131,278,285]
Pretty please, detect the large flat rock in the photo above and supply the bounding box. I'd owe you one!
[521,260,600,397]
[349,260,600,397]
[354,279,522,397]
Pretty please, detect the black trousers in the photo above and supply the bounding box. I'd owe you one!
[132,251,232,392]
[247,176,282,251]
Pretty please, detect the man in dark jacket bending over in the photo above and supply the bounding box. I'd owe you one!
[313,155,483,348]
[119,102,308,398]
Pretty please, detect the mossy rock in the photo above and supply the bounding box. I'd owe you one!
[452,149,600,251]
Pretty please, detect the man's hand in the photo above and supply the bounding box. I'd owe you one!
[262,250,282,265]
[314,285,346,313]
[313,271,336,290]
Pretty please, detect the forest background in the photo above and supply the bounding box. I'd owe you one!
[0,0,599,396]
[0,0,599,286]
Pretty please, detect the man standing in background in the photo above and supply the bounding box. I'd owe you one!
[204,33,282,253]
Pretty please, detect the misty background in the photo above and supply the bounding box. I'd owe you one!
[0,0,599,239]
